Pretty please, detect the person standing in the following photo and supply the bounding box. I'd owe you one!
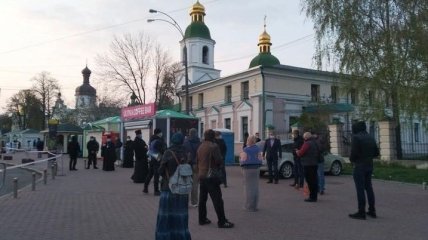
[239,135,263,212]
[115,138,123,165]
[131,130,148,183]
[101,136,116,171]
[144,128,166,196]
[67,136,80,171]
[263,131,282,184]
[183,128,201,207]
[197,129,234,229]
[155,132,191,240]
[290,130,304,189]
[297,132,319,202]
[122,136,134,168]
[215,131,228,188]
[36,138,44,158]
[313,132,328,195]
[349,121,379,220]
[86,136,100,169]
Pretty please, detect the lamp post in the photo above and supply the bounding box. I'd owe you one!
[148,9,190,115]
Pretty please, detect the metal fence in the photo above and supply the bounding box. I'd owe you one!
[338,124,428,160]
[399,124,428,160]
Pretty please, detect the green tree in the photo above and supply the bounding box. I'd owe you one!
[0,114,12,133]
[301,0,428,157]
[7,90,44,130]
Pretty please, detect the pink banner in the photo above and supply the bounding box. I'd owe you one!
[121,103,156,121]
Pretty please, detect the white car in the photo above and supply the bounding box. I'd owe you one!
[257,141,345,179]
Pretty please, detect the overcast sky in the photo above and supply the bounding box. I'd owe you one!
[0,0,316,114]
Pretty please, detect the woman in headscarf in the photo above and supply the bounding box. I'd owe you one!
[155,132,191,240]
[239,135,263,211]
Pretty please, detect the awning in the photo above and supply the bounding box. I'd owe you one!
[303,103,354,114]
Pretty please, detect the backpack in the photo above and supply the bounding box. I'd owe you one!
[167,150,193,195]
[148,139,161,161]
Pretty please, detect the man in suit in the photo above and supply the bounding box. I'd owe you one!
[263,131,282,184]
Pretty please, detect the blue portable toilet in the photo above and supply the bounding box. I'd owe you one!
[213,128,234,165]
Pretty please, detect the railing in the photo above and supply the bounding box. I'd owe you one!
[0,147,63,198]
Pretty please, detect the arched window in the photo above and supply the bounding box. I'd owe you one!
[202,46,209,64]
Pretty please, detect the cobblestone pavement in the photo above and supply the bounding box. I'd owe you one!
[0,152,427,240]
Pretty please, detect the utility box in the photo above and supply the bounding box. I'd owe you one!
[214,128,234,165]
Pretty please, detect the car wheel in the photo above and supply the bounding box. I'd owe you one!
[330,160,342,176]
[280,162,293,179]
[259,171,265,177]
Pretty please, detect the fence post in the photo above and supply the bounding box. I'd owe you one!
[32,172,36,191]
[43,169,47,184]
[378,121,397,161]
[51,164,55,180]
[13,177,18,199]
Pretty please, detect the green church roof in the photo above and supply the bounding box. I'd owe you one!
[249,52,280,68]
[184,22,211,39]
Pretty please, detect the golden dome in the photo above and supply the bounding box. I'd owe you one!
[190,1,205,16]
[258,30,272,46]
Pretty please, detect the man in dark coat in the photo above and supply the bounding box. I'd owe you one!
[144,128,166,196]
[349,121,379,220]
[197,129,234,229]
[122,136,134,168]
[184,128,201,207]
[101,136,116,171]
[291,130,304,188]
[86,136,100,169]
[131,130,148,183]
[215,131,228,188]
[263,131,282,184]
[297,132,319,202]
[67,135,80,171]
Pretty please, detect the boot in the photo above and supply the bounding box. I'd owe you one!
[349,211,366,220]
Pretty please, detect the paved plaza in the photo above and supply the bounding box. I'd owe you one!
[0,152,427,240]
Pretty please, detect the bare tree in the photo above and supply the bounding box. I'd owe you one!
[88,87,127,121]
[96,32,153,104]
[153,43,171,105]
[31,72,60,129]
[157,63,180,110]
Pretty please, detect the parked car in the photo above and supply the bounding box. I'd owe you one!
[257,140,345,179]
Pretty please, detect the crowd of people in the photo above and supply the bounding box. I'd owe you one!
[62,120,378,239]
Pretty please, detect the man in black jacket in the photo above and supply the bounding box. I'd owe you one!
[143,128,166,195]
[291,130,304,188]
[263,131,282,184]
[86,136,99,169]
[349,121,379,220]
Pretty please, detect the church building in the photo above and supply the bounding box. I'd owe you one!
[175,1,349,154]
[75,65,97,125]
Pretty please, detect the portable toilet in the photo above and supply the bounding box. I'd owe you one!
[213,128,234,165]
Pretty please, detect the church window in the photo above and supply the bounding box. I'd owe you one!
[202,46,209,64]
[241,81,249,100]
[311,84,320,102]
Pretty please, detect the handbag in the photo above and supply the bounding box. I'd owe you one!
[207,158,223,179]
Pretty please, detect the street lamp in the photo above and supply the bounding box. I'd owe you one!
[148,9,190,115]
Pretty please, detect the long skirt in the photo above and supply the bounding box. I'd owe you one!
[242,167,260,211]
[155,191,191,240]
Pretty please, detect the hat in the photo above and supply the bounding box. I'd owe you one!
[154,128,162,135]
[135,129,142,135]
[171,132,184,145]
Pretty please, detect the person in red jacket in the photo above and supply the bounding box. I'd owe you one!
[297,132,319,202]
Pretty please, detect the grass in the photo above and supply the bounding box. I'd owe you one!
[342,161,428,184]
